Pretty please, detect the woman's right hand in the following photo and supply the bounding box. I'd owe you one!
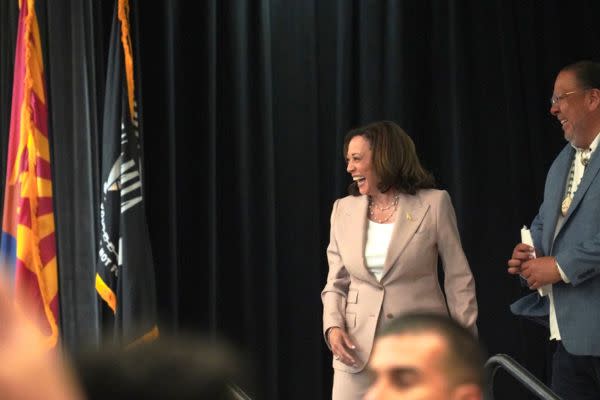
[328,327,357,366]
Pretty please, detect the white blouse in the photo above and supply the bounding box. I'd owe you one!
[365,220,394,281]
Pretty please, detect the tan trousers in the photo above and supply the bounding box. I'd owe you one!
[332,367,373,400]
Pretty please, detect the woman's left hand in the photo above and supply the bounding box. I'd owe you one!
[328,327,357,366]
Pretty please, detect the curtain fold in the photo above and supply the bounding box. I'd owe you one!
[41,0,108,351]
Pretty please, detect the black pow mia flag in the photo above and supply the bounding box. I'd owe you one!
[96,1,158,346]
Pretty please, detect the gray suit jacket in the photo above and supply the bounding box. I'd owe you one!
[322,189,478,373]
[511,143,600,356]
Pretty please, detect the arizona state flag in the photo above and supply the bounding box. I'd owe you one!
[0,0,59,348]
[96,0,159,346]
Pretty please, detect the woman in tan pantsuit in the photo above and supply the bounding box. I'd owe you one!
[322,121,478,400]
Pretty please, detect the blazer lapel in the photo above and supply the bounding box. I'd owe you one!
[543,146,573,251]
[562,146,600,223]
[380,194,429,280]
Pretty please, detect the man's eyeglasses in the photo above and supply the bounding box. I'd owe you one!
[550,89,588,105]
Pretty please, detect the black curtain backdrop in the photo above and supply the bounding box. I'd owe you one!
[3,1,600,399]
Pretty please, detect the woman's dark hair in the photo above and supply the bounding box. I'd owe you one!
[343,121,435,196]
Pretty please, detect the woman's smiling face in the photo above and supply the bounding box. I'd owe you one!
[346,135,380,196]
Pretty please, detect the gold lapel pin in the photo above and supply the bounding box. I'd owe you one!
[406,212,412,221]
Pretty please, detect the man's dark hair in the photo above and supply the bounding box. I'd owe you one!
[380,313,486,388]
[562,60,600,90]
[73,336,244,400]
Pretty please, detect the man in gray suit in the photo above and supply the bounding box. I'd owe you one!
[509,60,600,398]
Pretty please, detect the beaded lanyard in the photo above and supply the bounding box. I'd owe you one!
[561,149,591,216]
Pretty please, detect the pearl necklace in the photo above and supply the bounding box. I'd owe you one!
[368,194,400,223]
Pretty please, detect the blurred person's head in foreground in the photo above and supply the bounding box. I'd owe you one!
[364,313,485,400]
[74,335,243,400]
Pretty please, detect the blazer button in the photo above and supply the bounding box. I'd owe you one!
[386,313,394,319]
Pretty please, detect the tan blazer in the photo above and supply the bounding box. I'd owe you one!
[322,189,478,373]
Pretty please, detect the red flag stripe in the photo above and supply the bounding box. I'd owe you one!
[17,197,32,229]
[14,259,52,335]
[18,147,29,179]
[35,157,51,180]
[38,233,56,266]
[37,197,54,216]
[30,89,47,137]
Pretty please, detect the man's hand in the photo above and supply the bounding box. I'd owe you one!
[520,256,562,289]
[507,243,535,275]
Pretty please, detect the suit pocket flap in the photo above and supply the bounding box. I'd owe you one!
[347,289,358,304]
